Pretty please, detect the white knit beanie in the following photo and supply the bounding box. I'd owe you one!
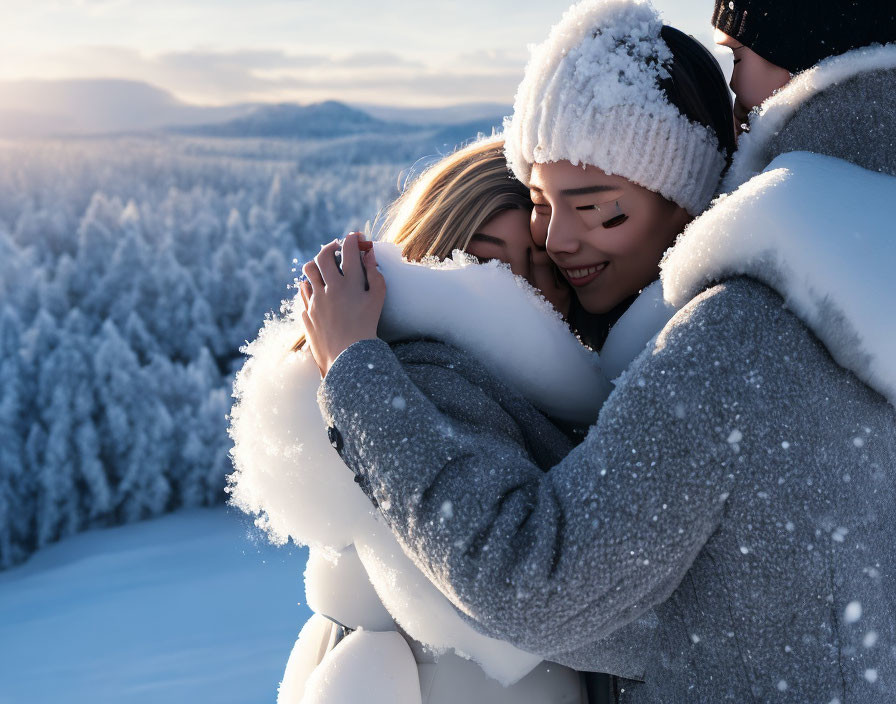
[504,0,726,216]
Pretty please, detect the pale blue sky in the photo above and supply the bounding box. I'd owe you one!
[0,0,730,106]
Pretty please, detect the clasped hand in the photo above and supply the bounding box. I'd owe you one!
[300,232,386,377]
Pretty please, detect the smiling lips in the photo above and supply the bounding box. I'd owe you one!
[562,262,609,287]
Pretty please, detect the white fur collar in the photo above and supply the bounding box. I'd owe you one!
[723,43,896,192]
[374,242,613,424]
[663,150,896,405]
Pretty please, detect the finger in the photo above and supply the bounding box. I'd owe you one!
[341,232,363,283]
[364,248,386,295]
[299,279,312,309]
[348,232,373,251]
[300,310,324,377]
[300,309,314,337]
[302,260,325,294]
[315,239,342,287]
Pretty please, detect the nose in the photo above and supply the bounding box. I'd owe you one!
[545,207,581,258]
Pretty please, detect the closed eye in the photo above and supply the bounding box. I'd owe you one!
[602,214,629,228]
[576,204,598,211]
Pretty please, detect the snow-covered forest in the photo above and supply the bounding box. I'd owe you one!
[0,131,457,569]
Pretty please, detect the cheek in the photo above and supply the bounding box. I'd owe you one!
[578,219,643,258]
[530,212,548,247]
[730,62,759,107]
[604,217,672,268]
[608,227,651,261]
[734,56,789,109]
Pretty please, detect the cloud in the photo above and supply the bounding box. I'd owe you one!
[3,43,523,106]
[259,69,523,104]
[332,52,424,69]
[454,48,529,71]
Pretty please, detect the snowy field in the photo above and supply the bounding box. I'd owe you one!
[0,508,309,704]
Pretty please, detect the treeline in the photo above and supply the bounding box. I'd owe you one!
[0,135,407,568]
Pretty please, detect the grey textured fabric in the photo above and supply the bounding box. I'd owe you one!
[351,339,655,683]
[316,57,896,702]
[766,68,896,178]
[320,279,896,703]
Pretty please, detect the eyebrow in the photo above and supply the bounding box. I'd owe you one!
[530,184,620,197]
[469,233,505,246]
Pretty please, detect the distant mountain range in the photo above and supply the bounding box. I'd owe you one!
[0,78,510,140]
[353,102,512,126]
[0,79,257,137]
[170,100,412,139]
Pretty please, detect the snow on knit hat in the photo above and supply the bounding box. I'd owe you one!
[504,0,726,216]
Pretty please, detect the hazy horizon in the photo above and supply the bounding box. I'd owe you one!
[1,0,730,109]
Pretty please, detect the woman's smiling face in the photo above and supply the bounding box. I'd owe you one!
[529,160,691,314]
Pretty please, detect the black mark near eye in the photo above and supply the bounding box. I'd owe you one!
[602,214,629,228]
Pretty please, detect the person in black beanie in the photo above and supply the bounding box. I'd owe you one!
[712,0,896,131]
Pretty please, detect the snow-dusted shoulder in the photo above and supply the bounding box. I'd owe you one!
[228,243,615,686]
[663,152,896,405]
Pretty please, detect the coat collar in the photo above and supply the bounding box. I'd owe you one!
[663,150,896,406]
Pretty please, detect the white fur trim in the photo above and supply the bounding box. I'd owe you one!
[375,243,613,424]
[663,151,896,406]
[600,279,678,382]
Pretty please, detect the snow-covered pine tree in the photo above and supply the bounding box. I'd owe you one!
[0,307,27,567]
[92,319,173,523]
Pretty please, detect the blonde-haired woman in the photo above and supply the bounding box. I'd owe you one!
[236,136,598,704]
[384,139,568,318]
[294,136,570,353]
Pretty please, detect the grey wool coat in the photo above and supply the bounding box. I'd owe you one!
[318,45,896,702]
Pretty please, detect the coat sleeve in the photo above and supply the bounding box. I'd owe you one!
[317,285,746,659]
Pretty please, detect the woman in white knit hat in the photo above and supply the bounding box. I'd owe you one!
[294,1,737,701]
[505,0,736,351]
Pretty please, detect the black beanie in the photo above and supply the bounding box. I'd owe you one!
[712,0,896,73]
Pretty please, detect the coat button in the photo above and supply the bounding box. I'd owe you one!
[327,425,344,453]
